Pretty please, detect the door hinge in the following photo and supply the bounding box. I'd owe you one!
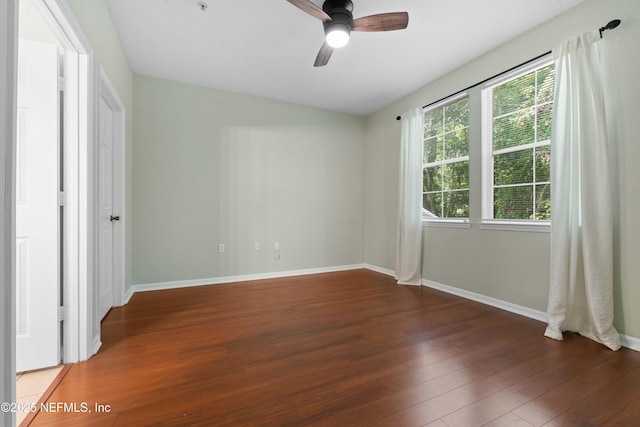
[58,306,66,321]
[58,191,66,206]
[58,76,65,92]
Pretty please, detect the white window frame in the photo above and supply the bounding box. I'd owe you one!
[479,55,553,233]
[422,92,471,229]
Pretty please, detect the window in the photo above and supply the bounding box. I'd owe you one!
[482,58,554,223]
[416,55,554,231]
[422,94,469,220]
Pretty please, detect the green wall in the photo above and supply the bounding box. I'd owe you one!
[132,75,365,285]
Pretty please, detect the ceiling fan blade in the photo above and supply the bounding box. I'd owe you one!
[286,0,331,21]
[352,12,409,32]
[314,41,333,67]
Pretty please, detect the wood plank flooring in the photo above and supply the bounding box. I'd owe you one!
[31,269,640,426]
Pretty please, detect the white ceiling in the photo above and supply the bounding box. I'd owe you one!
[105,0,583,116]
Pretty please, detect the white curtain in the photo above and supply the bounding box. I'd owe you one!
[395,107,423,286]
[545,31,621,350]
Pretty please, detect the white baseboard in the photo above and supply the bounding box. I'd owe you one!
[364,264,639,352]
[364,264,395,277]
[131,264,366,294]
[123,287,134,304]
[620,334,640,352]
[421,278,547,323]
[92,335,102,356]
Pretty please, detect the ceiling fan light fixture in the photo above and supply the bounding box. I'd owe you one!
[325,23,350,48]
[287,0,409,66]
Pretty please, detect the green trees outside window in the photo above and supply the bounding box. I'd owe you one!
[491,64,554,220]
[420,59,554,224]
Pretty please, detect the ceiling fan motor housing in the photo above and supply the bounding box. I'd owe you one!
[322,0,354,39]
[322,0,354,14]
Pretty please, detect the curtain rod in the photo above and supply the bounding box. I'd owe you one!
[395,19,621,121]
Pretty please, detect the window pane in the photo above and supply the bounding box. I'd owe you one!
[424,109,443,138]
[444,128,468,159]
[535,184,551,220]
[424,135,443,164]
[423,192,442,217]
[493,108,535,150]
[494,149,533,186]
[443,190,469,218]
[493,71,535,116]
[445,98,469,133]
[536,65,555,104]
[535,146,551,183]
[494,186,534,220]
[425,97,469,163]
[443,161,469,190]
[486,60,554,222]
[423,166,442,192]
[536,103,553,142]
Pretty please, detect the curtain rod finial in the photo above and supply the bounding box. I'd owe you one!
[396,115,401,121]
[599,19,621,37]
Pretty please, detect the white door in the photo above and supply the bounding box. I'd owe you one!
[15,39,60,372]
[98,96,115,320]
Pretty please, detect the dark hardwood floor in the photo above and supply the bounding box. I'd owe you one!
[32,269,640,426]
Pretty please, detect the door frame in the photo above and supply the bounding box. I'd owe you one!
[99,66,125,310]
[31,0,97,364]
[1,2,19,426]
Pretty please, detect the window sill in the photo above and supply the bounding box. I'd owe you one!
[478,220,550,233]
[422,219,471,229]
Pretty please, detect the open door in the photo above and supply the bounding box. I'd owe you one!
[15,39,60,372]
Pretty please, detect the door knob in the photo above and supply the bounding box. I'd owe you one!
[110,215,120,222]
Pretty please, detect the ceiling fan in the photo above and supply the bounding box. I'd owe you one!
[286,0,409,67]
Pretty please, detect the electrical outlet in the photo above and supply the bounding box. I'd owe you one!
[218,243,225,253]
[274,242,280,250]
[254,242,260,251]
